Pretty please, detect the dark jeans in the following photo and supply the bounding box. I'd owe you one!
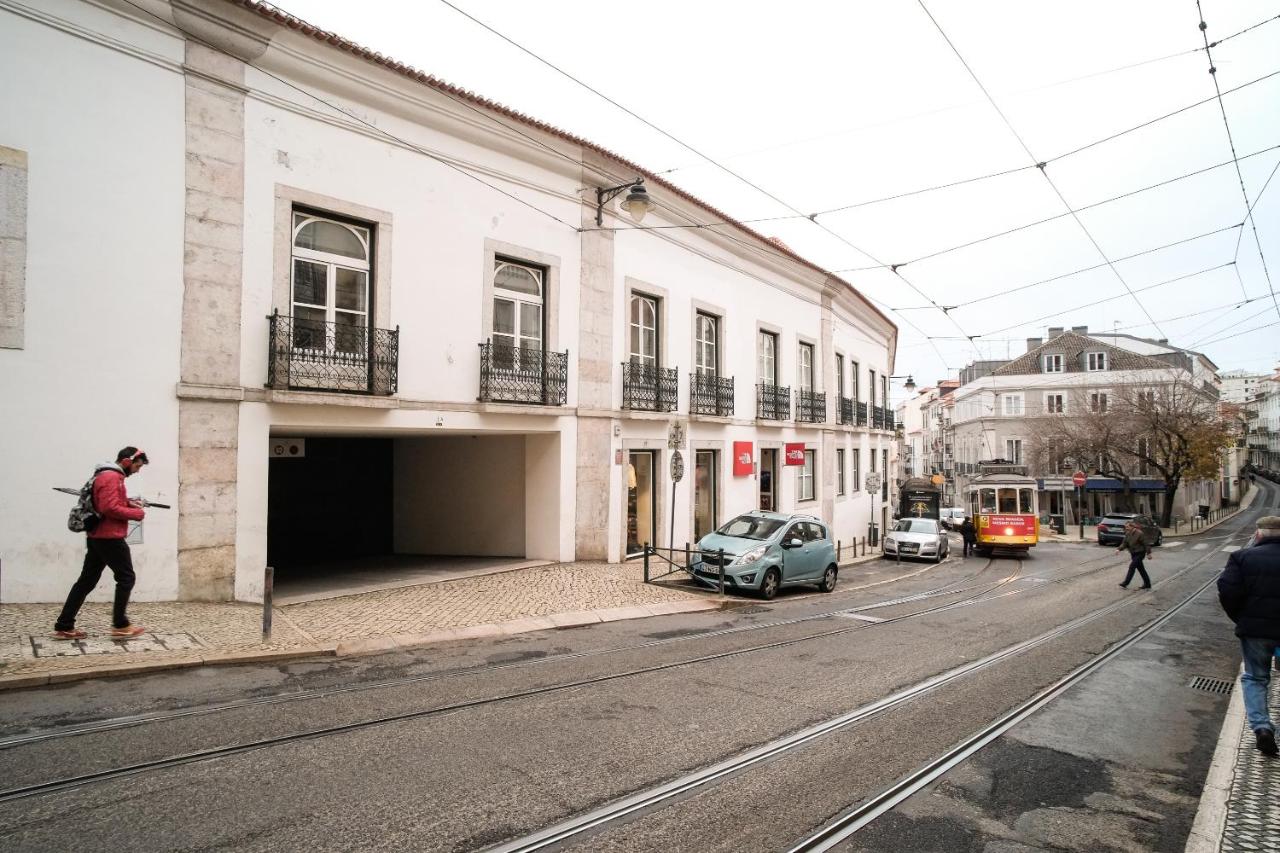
[963,539,975,556]
[54,538,136,630]
[1121,552,1151,587]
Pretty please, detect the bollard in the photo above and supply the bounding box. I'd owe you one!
[643,543,650,583]
[262,566,274,644]
[717,548,726,598]
[684,542,691,571]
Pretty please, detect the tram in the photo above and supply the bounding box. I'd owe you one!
[963,461,1039,555]
[898,477,942,520]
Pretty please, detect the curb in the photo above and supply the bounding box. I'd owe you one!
[1184,665,1244,853]
[333,598,731,657]
[0,644,339,692]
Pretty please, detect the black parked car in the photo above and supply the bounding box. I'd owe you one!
[1096,513,1163,547]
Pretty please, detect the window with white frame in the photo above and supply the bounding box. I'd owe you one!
[882,376,889,409]
[758,330,778,384]
[835,355,845,398]
[1136,437,1151,475]
[836,448,846,495]
[869,369,877,407]
[629,294,659,367]
[851,361,860,401]
[1087,351,1107,371]
[695,312,718,376]
[291,211,371,353]
[1045,393,1065,414]
[491,258,544,369]
[799,342,815,391]
[1006,438,1023,464]
[1002,394,1024,416]
[1090,392,1108,413]
[798,450,816,501]
[852,448,861,490]
[1043,354,1064,373]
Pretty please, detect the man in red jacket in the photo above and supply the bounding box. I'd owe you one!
[52,447,149,639]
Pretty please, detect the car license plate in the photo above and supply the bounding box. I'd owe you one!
[900,543,918,553]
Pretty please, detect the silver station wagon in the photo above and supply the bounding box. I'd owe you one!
[689,511,838,600]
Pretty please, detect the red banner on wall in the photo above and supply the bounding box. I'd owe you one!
[732,441,754,476]
[784,443,806,466]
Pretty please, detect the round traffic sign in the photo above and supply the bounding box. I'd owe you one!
[670,450,685,483]
[1072,471,1087,487]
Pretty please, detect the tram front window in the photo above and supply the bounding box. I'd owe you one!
[1019,488,1035,514]
[998,488,1018,513]
[979,488,996,513]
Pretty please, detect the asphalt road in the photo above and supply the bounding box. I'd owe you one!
[0,484,1271,852]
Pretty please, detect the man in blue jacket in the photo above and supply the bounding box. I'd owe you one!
[1218,515,1280,756]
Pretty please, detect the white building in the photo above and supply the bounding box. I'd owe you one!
[0,0,898,603]
[1221,369,1272,405]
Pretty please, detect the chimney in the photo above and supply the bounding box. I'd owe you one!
[1047,327,1064,338]
[1025,337,1042,351]
[1071,325,1088,335]
[1157,338,1168,345]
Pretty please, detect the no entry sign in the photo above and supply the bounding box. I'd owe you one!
[1073,471,1087,488]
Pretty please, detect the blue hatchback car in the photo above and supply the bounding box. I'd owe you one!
[689,511,838,600]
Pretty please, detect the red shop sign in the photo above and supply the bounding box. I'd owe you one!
[732,441,754,476]
[784,443,806,466]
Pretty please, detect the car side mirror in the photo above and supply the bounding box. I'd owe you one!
[784,537,803,549]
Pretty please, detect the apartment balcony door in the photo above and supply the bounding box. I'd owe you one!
[626,450,657,557]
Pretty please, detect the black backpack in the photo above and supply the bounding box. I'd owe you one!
[66,473,100,533]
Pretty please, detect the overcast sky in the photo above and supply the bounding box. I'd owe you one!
[278,0,1280,404]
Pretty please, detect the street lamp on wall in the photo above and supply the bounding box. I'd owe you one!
[890,374,917,392]
[596,178,651,226]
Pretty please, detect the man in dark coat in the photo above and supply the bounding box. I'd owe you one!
[1117,521,1152,589]
[1218,515,1280,757]
[959,517,977,558]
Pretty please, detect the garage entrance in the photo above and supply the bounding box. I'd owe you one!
[267,433,560,600]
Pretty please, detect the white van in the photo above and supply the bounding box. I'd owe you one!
[939,507,967,530]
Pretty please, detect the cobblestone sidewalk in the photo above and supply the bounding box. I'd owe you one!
[0,560,713,686]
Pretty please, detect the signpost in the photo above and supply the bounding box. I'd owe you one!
[670,449,684,553]
[865,472,883,546]
[1073,471,1087,539]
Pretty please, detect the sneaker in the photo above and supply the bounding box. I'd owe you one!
[1118,584,1129,589]
[109,625,146,638]
[1140,584,1152,589]
[1258,729,1279,757]
[51,629,87,640]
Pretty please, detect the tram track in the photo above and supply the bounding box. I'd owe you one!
[0,547,1130,755]
[479,527,1243,853]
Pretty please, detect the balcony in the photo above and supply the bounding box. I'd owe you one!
[871,405,894,430]
[267,311,398,395]
[690,373,734,417]
[622,361,678,412]
[757,382,791,420]
[839,396,854,425]
[856,401,868,426]
[478,341,567,406]
[796,389,826,423]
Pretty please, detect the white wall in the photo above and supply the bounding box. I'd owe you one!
[0,3,185,601]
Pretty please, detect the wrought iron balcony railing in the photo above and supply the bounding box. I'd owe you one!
[690,373,734,417]
[267,311,398,395]
[622,361,678,412]
[478,341,568,405]
[757,382,791,420]
[839,396,854,425]
[856,401,868,427]
[796,389,826,423]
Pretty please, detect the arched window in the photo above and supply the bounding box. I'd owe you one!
[695,313,718,376]
[630,294,658,367]
[291,213,370,353]
[491,259,544,369]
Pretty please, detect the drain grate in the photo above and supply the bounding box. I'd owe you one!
[1189,676,1234,695]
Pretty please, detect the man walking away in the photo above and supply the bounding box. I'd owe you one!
[1117,520,1152,589]
[53,447,149,639]
[960,516,977,558]
[1218,516,1280,757]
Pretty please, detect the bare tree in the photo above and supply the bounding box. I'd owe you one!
[1026,390,1144,510]
[1111,375,1233,527]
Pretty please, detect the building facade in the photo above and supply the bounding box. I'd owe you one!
[0,0,898,603]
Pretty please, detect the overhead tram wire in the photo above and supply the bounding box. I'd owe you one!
[831,143,1278,273]
[974,262,1236,338]
[1196,2,1278,312]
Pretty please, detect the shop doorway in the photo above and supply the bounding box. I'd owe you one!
[627,450,657,556]
[759,448,778,511]
[694,450,718,540]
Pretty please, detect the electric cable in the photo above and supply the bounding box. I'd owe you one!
[1196,2,1278,312]
[915,0,1168,339]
